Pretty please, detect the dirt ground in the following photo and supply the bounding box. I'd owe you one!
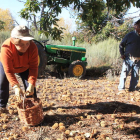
[1,72,140,140]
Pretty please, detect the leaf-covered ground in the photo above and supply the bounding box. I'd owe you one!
[1,74,140,140]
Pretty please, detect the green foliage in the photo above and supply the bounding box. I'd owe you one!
[46,33,74,46]
[92,20,133,43]
[75,0,129,44]
[106,0,140,12]
[79,0,105,21]
[20,0,40,19]
[20,0,66,40]
[0,20,5,30]
[92,22,115,43]
[75,1,107,43]
[115,20,134,39]
[25,0,40,12]
[19,0,140,41]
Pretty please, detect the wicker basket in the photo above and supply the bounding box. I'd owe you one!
[17,97,44,126]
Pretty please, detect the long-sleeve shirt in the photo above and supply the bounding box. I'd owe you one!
[119,30,140,57]
[0,38,38,87]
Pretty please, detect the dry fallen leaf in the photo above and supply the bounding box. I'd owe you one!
[87,115,92,119]
[68,138,74,140]
[59,125,65,131]
[65,129,70,135]
[22,126,28,132]
[100,121,107,127]
[52,123,59,129]
[8,136,14,140]
[0,126,2,131]
[59,122,64,126]
[111,114,116,119]
[2,124,8,129]
[115,119,119,124]
[120,124,124,129]
[96,114,103,120]
[9,109,14,115]
[74,136,82,140]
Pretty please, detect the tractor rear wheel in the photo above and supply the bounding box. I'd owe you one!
[33,40,47,77]
[68,61,86,78]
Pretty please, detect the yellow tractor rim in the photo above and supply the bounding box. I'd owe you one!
[73,65,83,77]
[38,55,40,66]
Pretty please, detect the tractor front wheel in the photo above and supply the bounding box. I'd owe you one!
[68,61,86,78]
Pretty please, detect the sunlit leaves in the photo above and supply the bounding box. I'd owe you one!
[39,26,63,41]
[55,18,72,34]
[24,0,40,13]
[0,8,14,31]
[20,9,31,20]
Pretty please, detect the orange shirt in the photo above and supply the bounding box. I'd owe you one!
[0,38,38,87]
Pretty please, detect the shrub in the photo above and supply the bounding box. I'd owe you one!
[0,30,10,47]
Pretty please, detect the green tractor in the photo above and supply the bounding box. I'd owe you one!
[33,38,87,78]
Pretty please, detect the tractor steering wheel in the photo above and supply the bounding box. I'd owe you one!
[40,40,49,46]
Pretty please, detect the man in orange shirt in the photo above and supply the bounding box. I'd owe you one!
[0,25,38,113]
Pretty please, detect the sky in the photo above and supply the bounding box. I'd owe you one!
[1,0,140,31]
[0,0,71,24]
[125,6,140,22]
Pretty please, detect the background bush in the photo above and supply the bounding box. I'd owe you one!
[0,30,10,46]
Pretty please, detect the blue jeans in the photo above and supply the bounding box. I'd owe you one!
[0,62,37,107]
[118,57,140,91]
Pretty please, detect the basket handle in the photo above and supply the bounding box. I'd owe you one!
[22,93,37,109]
[26,94,37,99]
[23,94,26,109]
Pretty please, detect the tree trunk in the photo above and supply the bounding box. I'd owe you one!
[40,0,45,30]
[33,15,38,30]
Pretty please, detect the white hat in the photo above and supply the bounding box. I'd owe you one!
[11,25,34,41]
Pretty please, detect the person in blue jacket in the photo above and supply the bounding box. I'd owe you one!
[118,19,140,93]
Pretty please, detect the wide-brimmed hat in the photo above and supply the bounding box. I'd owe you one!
[11,25,34,41]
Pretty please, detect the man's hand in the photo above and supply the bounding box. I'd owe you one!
[121,55,125,59]
[26,83,34,96]
[13,84,24,100]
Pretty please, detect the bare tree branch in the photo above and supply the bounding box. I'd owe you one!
[17,0,26,3]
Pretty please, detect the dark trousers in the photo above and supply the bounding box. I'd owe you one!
[0,62,37,107]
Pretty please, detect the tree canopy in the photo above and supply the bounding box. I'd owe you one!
[19,0,140,40]
[0,8,15,31]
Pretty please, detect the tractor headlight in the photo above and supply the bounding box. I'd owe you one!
[81,57,87,61]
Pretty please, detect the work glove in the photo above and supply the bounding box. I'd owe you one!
[13,84,24,100]
[26,83,34,96]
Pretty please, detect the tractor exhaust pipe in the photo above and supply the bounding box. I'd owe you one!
[72,37,76,46]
